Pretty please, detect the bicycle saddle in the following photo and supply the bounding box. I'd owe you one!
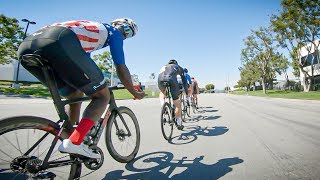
[21,54,49,67]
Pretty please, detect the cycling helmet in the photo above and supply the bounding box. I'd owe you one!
[184,68,188,73]
[111,18,138,38]
[168,59,178,65]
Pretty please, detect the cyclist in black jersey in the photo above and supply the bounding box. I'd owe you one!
[158,59,189,130]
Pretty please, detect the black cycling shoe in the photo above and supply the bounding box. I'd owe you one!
[177,124,184,130]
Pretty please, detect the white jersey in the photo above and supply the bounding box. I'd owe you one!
[45,20,109,52]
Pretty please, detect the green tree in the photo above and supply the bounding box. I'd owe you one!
[241,26,289,94]
[271,0,320,91]
[237,62,260,91]
[205,84,215,90]
[92,51,116,74]
[0,14,24,64]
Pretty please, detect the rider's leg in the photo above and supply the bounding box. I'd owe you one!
[66,90,84,125]
[171,82,184,130]
[159,90,166,107]
[68,87,110,145]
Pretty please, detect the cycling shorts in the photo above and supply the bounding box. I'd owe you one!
[158,77,180,100]
[17,26,107,96]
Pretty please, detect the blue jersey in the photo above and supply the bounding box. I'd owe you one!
[185,73,192,85]
[102,24,125,65]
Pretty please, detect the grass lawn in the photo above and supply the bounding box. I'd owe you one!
[0,86,159,99]
[231,90,320,100]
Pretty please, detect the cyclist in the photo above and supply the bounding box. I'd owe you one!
[158,59,189,130]
[183,68,193,105]
[191,77,200,107]
[17,18,145,159]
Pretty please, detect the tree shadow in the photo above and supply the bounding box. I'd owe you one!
[168,126,229,145]
[104,151,244,180]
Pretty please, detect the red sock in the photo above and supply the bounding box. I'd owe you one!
[69,118,94,145]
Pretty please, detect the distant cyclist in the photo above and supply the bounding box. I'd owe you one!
[17,18,145,159]
[158,59,189,130]
[191,77,200,107]
[183,68,193,104]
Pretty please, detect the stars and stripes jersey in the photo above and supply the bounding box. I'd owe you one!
[43,20,126,65]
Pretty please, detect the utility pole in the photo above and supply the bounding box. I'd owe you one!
[12,19,36,88]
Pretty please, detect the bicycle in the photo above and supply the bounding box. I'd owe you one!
[0,54,140,179]
[160,82,184,141]
[190,95,198,114]
[179,88,190,122]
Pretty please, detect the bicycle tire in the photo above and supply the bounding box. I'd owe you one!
[181,98,187,122]
[160,102,173,140]
[0,116,81,180]
[186,103,191,117]
[105,106,140,163]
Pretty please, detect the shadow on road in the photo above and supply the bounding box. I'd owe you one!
[169,126,229,145]
[104,151,243,180]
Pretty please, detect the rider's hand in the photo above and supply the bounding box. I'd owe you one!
[134,91,145,100]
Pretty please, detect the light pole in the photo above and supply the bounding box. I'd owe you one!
[13,18,36,88]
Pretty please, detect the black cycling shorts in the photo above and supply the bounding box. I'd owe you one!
[17,26,107,96]
[158,77,180,100]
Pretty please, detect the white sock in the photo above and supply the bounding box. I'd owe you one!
[160,98,165,107]
[176,117,182,126]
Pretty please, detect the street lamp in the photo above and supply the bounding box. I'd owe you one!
[12,19,36,88]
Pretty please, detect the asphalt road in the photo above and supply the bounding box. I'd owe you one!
[0,93,319,180]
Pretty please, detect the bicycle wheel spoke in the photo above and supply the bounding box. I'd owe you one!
[2,135,23,156]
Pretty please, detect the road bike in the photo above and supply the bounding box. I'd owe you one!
[160,82,183,141]
[179,89,190,122]
[190,94,198,114]
[0,54,140,179]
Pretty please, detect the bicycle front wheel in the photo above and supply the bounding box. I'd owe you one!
[105,106,140,163]
[161,102,173,141]
[0,116,81,180]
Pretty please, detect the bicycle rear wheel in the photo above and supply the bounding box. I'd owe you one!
[181,97,187,122]
[160,102,173,140]
[105,106,140,163]
[0,116,81,180]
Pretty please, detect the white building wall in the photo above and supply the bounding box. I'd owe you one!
[0,60,39,82]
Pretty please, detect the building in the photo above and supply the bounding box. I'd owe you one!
[299,39,320,85]
[0,60,39,82]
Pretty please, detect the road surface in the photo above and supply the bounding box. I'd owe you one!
[0,93,319,179]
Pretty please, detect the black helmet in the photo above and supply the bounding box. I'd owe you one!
[168,59,178,65]
[184,68,188,73]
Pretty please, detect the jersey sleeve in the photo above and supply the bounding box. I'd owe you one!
[108,28,125,65]
[186,74,192,84]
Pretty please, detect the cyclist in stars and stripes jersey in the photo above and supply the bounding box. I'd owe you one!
[17,18,145,159]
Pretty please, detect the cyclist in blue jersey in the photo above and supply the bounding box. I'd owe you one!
[183,68,193,104]
[17,18,145,159]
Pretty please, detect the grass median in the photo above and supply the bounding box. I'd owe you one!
[0,86,159,99]
[231,90,320,100]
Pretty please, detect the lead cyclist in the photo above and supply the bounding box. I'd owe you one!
[17,18,145,159]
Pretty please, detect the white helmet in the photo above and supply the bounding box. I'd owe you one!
[111,18,138,38]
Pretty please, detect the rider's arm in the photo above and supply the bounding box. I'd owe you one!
[116,65,142,98]
[108,27,144,99]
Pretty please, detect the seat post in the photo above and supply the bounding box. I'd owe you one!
[41,66,73,130]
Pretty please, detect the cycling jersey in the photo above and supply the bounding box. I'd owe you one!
[44,20,125,65]
[158,64,188,100]
[185,73,192,85]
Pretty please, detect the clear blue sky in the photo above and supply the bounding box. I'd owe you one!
[1,0,282,89]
